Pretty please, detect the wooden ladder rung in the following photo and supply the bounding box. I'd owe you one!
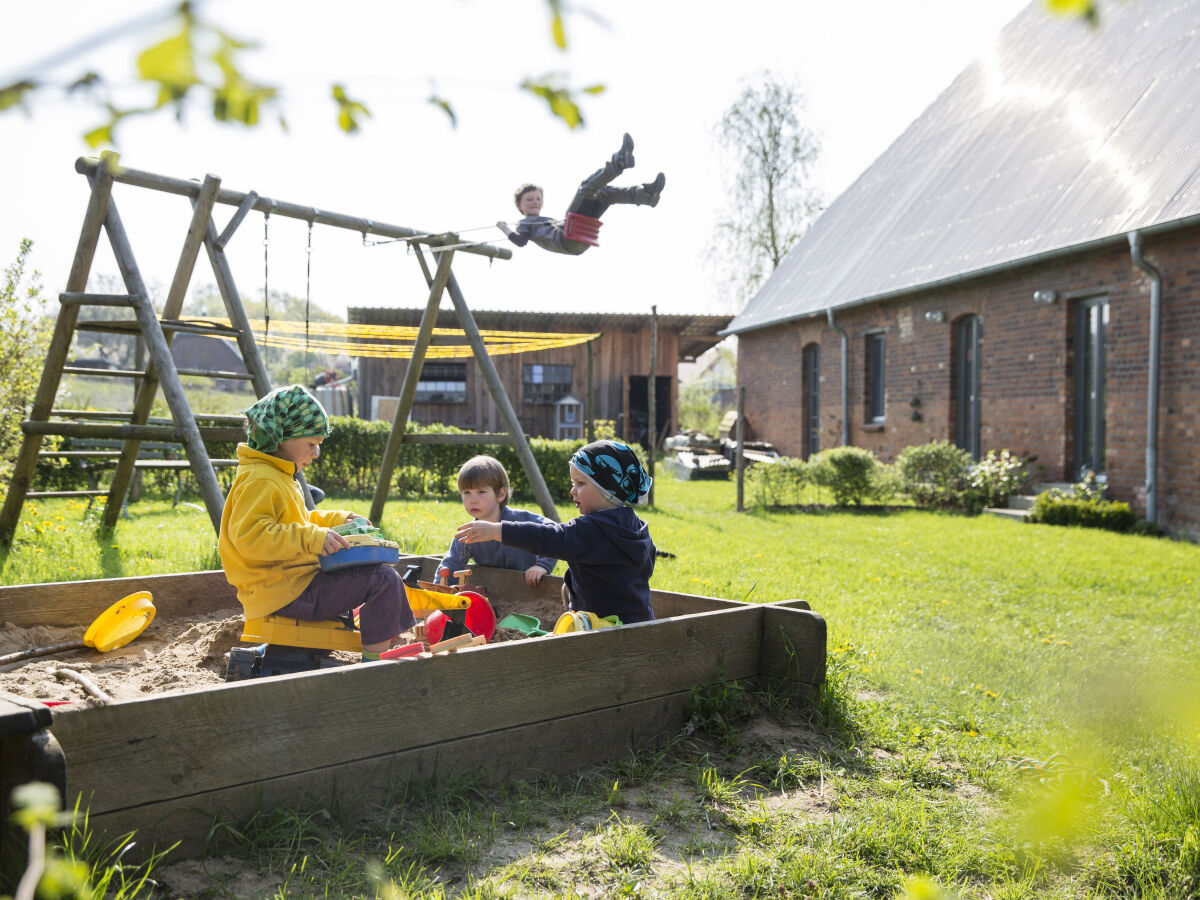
[176,368,255,380]
[37,451,123,459]
[133,459,239,469]
[61,366,146,378]
[59,292,137,307]
[26,490,110,499]
[75,320,245,340]
[21,421,179,441]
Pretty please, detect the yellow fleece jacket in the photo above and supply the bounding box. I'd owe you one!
[218,443,353,619]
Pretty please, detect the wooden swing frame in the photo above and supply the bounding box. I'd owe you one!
[0,153,558,544]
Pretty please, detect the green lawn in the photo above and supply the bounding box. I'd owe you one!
[3,476,1198,898]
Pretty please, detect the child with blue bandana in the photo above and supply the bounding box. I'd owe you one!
[219,385,414,660]
[455,440,656,624]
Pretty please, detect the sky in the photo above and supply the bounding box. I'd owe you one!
[1,0,1030,328]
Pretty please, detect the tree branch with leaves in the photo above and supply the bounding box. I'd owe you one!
[0,0,603,147]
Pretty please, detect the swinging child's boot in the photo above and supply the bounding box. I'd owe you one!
[631,172,666,207]
[610,132,635,172]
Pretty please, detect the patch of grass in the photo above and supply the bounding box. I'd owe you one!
[7,474,1198,898]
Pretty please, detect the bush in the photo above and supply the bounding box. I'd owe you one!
[896,440,971,508]
[1027,493,1136,532]
[968,449,1028,508]
[810,446,881,506]
[1027,471,1138,533]
[746,456,811,507]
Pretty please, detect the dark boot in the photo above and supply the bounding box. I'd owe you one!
[631,172,666,208]
[610,132,635,172]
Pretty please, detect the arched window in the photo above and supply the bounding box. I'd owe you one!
[954,315,982,460]
[1074,298,1108,478]
[802,343,820,458]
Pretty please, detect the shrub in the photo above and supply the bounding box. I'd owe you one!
[1,241,53,501]
[746,456,811,507]
[810,446,880,506]
[1027,493,1136,532]
[896,440,971,507]
[968,449,1028,508]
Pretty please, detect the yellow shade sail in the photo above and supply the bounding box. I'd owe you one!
[183,318,599,359]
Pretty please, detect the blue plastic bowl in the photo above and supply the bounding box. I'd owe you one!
[320,544,400,572]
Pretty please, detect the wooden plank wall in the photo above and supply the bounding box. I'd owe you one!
[52,605,769,855]
[358,324,680,441]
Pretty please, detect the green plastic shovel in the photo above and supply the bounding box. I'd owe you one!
[496,613,548,637]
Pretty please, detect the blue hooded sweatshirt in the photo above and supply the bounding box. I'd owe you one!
[501,506,656,623]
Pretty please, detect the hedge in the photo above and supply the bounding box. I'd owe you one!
[32,418,609,504]
[1027,494,1137,532]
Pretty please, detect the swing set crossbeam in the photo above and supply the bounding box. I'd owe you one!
[74,158,513,261]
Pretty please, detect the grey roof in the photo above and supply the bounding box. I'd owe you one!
[726,0,1200,335]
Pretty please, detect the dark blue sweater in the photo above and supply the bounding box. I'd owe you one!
[501,506,656,623]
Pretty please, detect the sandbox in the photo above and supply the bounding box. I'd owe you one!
[0,556,825,861]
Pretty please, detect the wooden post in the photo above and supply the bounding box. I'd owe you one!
[586,339,595,443]
[368,249,456,524]
[98,195,227,534]
[0,154,115,544]
[436,262,559,522]
[74,157,512,262]
[736,386,746,512]
[648,306,657,507]
[167,175,221,315]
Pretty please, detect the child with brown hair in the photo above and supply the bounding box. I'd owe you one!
[439,455,558,586]
[496,133,666,256]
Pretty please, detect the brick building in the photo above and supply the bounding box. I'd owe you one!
[724,0,1200,536]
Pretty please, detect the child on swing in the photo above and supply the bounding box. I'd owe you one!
[454,440,656,624]
[218,385,414,661]
[496,133,666,256]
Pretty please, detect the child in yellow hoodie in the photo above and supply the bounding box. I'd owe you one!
[218,385,414,660]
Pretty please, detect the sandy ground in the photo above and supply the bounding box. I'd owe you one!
[0,591,568,707]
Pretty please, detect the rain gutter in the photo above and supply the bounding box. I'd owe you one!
[1127,230,1162,527]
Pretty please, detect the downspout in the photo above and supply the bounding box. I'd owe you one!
[1128,230,1161,526]
[826,307,850,446]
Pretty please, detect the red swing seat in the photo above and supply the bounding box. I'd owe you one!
[564,212,603,247]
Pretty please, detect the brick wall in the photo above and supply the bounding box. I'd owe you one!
[736,228,1200,537]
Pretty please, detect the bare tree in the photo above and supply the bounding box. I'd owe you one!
[712,74,823,307]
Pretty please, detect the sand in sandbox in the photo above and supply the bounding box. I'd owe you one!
[0,590,569,706]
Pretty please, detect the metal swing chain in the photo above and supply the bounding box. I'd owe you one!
[262,211,271,346]
[305,217,313,378]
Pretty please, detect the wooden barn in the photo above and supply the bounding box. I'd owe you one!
[350,307,732,445]
[723,0,1200,537]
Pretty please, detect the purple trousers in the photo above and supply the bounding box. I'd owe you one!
[275,564,415,645]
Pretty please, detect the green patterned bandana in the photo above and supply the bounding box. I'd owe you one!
[244,385,331,453]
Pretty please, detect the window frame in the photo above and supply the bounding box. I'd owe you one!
[414,361,467,404]
[523,363,573,405]
[954,315,982,461]
[865,332,886,424]
[1073,297,1109,478]
[802,342,820,459]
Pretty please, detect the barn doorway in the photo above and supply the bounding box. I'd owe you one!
[627,375,672,450]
